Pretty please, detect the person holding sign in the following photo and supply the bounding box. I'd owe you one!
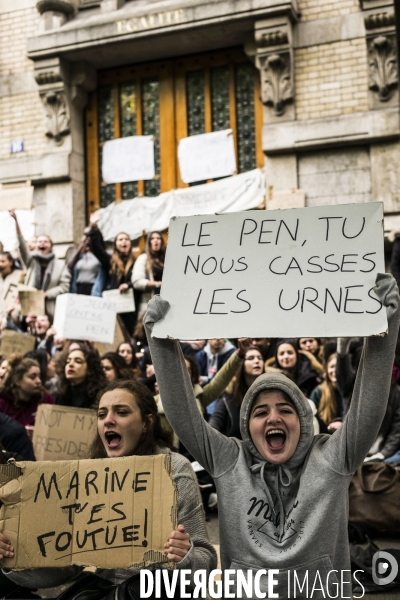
[132,232,166,314]
[0,251,22,322]
[9,210,71,319]
[0,380,217,596]
[144,273,400,598]
[88,214,137,335]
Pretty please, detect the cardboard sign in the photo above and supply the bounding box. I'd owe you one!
[18,287,45,316]
[102,288,135,313]
[0,283,19,316]
[102,136,155,184]
[0,330,36,356]
[33,405,97,462]
[152,202,387,339]
[0,455,177,570]
[178,129,237,183]
[53,294,117,344]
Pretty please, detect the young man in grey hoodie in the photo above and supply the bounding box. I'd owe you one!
[144,273,400,599]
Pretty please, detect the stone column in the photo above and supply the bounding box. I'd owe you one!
[33,57,96,248]
[36,0,79,31]
[247,3,301,205]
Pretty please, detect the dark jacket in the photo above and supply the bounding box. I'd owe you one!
[209,393,241,439]
[374,382,400,458]
[56,382,97,409]
[195,344,236,384]
[390,232,400,290]
[0,414,36,460]
[88,227,134,291]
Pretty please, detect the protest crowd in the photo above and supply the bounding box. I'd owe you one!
[1,207,400,599]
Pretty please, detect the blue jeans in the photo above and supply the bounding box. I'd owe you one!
[385,450,400,463]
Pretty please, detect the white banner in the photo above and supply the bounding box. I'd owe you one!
[152,202,387,340]
[178,129,236,183]
[98,169,265,241]
[102,136,155,183]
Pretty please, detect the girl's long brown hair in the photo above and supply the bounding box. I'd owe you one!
[227,347,265,408]
[89,380,174,459]
[145,231,166,278]
[317,353,338,425]
[110,232,135,281]
[0,355,43,408]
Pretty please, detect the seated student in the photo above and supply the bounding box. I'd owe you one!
[0,380,216,595]
[144,273,399,599]
[209,346,264,439]
[310,352,344,425]
[101,351,136,382]
[55,346,107,409]
[0,356,55,427]
[195,338,236,386]
[266,338,322,397]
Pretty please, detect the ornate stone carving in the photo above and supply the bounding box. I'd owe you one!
[365,11,395,29]
[41,91,70,144]
[251,15,295,121]
[368,35,398,102]
[36,0,79,16]
[258,52,293,116]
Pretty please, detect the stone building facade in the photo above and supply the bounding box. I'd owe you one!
[0,0,398,253]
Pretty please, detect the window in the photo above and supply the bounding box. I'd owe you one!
[85,48,263,212]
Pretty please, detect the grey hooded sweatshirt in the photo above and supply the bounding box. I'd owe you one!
[145,273,400,599]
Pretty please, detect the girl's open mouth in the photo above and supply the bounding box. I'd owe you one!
[266,429,286,451]
[105,432,122,448]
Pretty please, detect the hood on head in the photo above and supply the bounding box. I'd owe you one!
[240,372,314,469]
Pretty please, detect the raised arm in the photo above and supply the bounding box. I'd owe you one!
[9,210,32,269]
[144,296,240,477]
[322,273,400,474]
[87,226,111,272]
[200,350,243,409]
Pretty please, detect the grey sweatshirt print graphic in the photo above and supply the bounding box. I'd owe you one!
[145,273,400,600]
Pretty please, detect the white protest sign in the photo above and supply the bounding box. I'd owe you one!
[0,183,33,211]
[152,202,387,339]
[53,294,117,343]
[102,288,135,313]
[102,136,155,184]
[178,129,237,184]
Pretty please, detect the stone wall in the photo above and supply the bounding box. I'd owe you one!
[295,39,369,120]
[0,2,45,161]
[297,0,360,22]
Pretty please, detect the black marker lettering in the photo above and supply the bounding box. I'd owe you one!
[301,288,323,312]
[184,255,200,274]
[240,219,258,246]
[107,502,127,523]
[85,471,99,496]
[66,470,79,500]
[307,256,323,274]
[37,532,55,557]
[318,217,342,241]
[209,289,231,314]
[87,504,105,524]
[342,217,365,239]
[360,252,377,273]
[235,257,248,271]
[122,525,139,543]
[198,221,218,246]
[278,289,300,311]
[285,257,303,276]
[220,258,234,274]
[55,532,72,553]
[276,219,299,244]
[269,256,284,275]
[344,285,364,314]
[34,472,62,503]
[111,469,129,492]
[105,525,117,546]
[366,288,383,314]
[133,472,150,493]
[341,254,358,272]
[231,290,251,313]
[258,220,276,244]
[324,254,340,272]
[193,289,207,314]
[201,257,217,275]
[324,288,342,313]
[181,223,195,247]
